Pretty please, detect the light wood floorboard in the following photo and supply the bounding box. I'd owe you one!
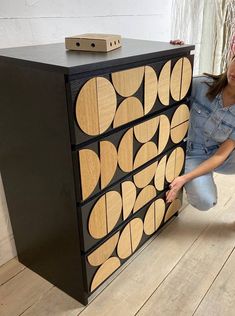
[136,188,235,315]
[193,244,235,316]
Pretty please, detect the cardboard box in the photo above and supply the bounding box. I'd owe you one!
[65,33,122,52]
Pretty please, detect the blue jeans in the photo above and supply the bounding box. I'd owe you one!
[184,141,235,211]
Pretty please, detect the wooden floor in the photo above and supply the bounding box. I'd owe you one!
[1,173,235,316]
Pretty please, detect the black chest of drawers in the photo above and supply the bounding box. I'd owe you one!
[0,38,194,305]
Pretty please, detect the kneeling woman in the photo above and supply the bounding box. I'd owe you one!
[166,50,235,210]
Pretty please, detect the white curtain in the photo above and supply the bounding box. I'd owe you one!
[171,0,235,75]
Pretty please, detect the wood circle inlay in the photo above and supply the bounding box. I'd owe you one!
[144,66,158,114]
[164,198,182,222]
[100,141,118,189]
[90,257,121,292]
[87,232,120,266]
[88,191,122,239]
[79,149,100,200]
[133,185,157,213]
[113,97,143,128]
[117,218,143,259]
[134,116,159,143]
[118,128,133,172]
[170,57,192,101]
[76,77,117,136]
[158,60,171,106]
[158,115,170,155]
[111,66,144,97]
[133,161,158,189]
[121,181,137,220]
[154,155,167,191]
[133,142,158,170]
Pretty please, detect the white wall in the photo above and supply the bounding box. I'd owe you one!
[0,0,173,48]
[0,0,173,266]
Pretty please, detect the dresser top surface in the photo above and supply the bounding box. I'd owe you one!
[0,38,194,75]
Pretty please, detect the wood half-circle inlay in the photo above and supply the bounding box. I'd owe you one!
[88,195,107,239]
[75,78,99,136]
[158,60,171,106]
[171,121,189,144]
[106,191,122,233]
[165,149,176,183]
[155,198,165,230]
[100,141,118,189]
[144,202,155,235]
[174,147,185,178]
[130,218,143,252]
[87,232,120,266]
[165,147,185,183]
[158,115,170,155]
[180,57,192,99]
[113,97,144,128]
[111,67,144,97]
[133,185,157,213]
[90,257,121,292]
[97,77,117,134]
[170,58,183,101]
[144,66,158,114]
[133,161,158,189]
[164,198,182,222]
[117,223,132,259]
[154,155,167,191]
[121,181,137,220]
[79,149,100,200]
[133,142,158,170]
[134,116,159,143]
[171,104,190,128]
[76,77,117,136]
[118,128,133,172]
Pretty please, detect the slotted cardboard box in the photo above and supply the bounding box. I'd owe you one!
[65,33,122,52]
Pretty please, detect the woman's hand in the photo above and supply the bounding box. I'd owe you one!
[166,175,188,203]
[170,39,184,45]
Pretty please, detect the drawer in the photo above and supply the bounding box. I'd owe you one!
[66,55,194,146]
[73,103,190,203]
[82,189,183,294]
[77,142,186,252]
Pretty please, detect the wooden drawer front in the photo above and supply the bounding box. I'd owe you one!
[78,143,186,252]
[83,190,183,293]
[74,103,189,202]
[67,55,193,146]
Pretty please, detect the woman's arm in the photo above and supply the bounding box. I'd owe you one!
[166,139,235,202]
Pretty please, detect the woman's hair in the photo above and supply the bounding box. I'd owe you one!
[203,72,227,101]
[203,54,235,101]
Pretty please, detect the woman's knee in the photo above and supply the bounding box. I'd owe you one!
[187,195,217,211]
[184,175,217,211]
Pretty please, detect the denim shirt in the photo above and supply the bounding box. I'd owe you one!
[187,76,235,148]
